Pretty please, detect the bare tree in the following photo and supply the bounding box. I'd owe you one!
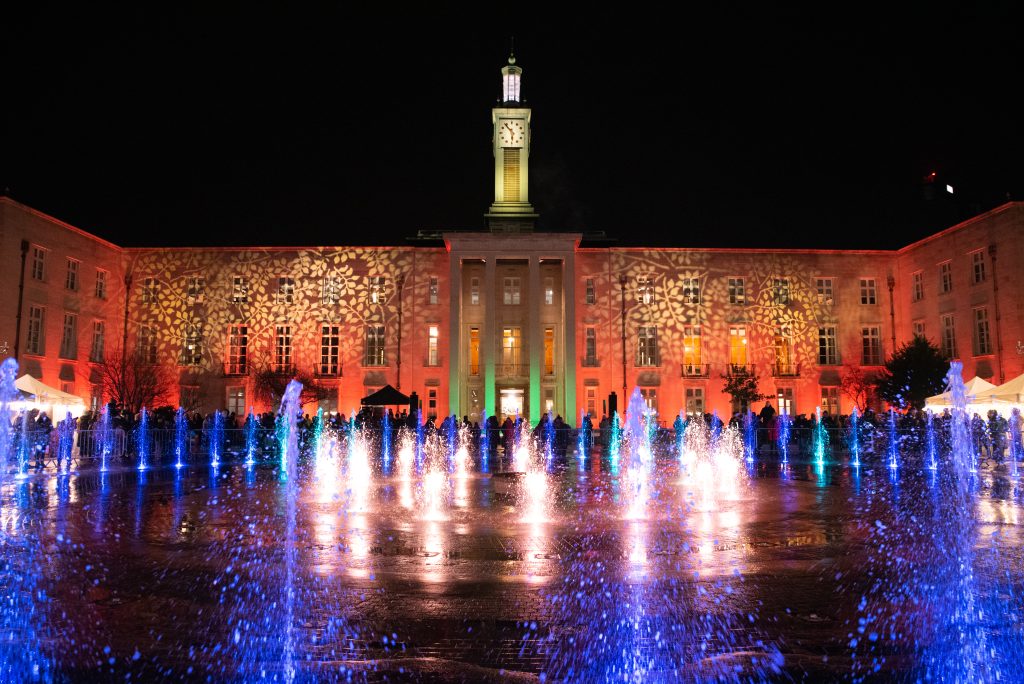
[251,361,330,409]
[840,364,875,414]
[99,350,175,415]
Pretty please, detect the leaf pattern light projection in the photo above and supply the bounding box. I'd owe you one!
[123,245,449,411]
[576,247,891,416]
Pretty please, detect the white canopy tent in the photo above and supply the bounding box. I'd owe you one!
[973,372,1024,408]
[925,376,997,408]
[13,374,87,418]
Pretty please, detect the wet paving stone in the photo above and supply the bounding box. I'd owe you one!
[2,452,1023,681]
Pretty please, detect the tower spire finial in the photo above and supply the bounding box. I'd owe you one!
[509,36,515,64]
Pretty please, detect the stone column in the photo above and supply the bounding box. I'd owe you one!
[528,255,542,424]
[482,257,497,417]
[448,255,462,418]
[562,253,577,426]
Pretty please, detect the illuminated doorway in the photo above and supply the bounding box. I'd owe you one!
[499,388,525,420]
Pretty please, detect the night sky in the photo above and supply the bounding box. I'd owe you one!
[4,5,1022,249]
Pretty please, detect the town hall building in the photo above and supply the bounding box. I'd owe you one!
[2,55,1022,425]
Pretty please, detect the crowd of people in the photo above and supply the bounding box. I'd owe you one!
[5,399,1024,469]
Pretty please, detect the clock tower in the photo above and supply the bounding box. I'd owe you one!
[486,52,538,232]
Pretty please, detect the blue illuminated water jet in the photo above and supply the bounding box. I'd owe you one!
[16,405,31,479]
[244,408,258,467]
[136,407,149,471]
[887,408,899,469]
[208,409,224,468]
[777,412,791,464]
[813,405,828,466]
[380,409,391,474]
[848,406,860,468]
[480,408,491,473]
[97,404,113,472]
[57,411,75,472]
[925,409,939,471]
[173,406,188,469]
[743,410,756,463]
[278,380,304,683]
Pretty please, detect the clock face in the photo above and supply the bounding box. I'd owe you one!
[498,119,526,147]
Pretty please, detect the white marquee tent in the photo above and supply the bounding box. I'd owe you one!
[973,372,1024,408]
[13,374,87,418]
[925,376,997,409]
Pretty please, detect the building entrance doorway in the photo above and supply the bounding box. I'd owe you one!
[499,388,525,421]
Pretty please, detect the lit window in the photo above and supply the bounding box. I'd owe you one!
[275,325,292,373]
[776,388,794,416]
[364,325,386,366]
[682,277,701,305]
[971,250,986,285]
[544,327,555,375]
[503,277,521,305]
[26,306,45,355]
[427,325,439,366]
[31,245,47,281]
[65,258,80,291]
[821,387,840,416]
[973,308,992,356]
[585,278,596,305]
[636,326,658,366]
[818,326,838,365]
[940,314,956,357]
[369,276,388,304]
[181,324,203,365]
[501,327,522,372]
[815,277,833,304]
[682,324,702,374]
[912,271,924,302]
[639,388,658,415]
[636,276,655,304]
[469,327,480,375]
[142,277,159,303]
[60,312,78,359]
[95,269,108,299]
[728,277,745,305]
[226,325,248,375]
[544,276,554,305]
[232,276,248,303]
[939,261,952,294]
[226,387,246,417]
[774,326,794,374]
[470,277,480,305]
[773,278,790,305]
[428,276,439,305]
[861,326,882,365]
[685,387,704,417]
[90,320,105,363]
[138,325,158,364]
[277,277,295,305]
[729,326,747,368]
[320,325,340,375]
[187,276,205,303]
[859,278,877,305]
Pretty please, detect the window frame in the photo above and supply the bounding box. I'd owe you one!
[859,278,877,305]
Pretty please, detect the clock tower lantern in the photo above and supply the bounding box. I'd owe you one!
[486,52,538,232]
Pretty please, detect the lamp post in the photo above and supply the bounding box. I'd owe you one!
[989,245,1005,383]
[886,273,897,354]
[619,274,627,396]
[396,274,406,390]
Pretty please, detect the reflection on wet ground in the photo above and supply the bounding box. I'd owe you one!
[2,452,1023,681]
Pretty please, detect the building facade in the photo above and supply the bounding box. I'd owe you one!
[3,56,1023,424]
